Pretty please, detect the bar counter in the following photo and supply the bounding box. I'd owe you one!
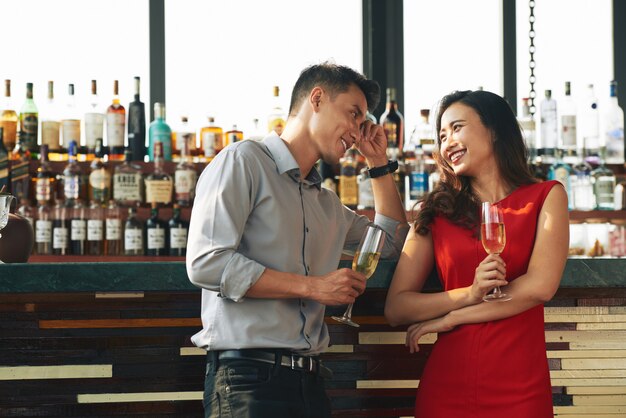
[1,258,625,417]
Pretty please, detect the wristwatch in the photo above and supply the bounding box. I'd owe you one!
[367,160,399,178]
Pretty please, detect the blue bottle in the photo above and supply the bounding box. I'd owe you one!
[148,102,172,162]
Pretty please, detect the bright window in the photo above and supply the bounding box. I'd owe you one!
[164,0,362,138]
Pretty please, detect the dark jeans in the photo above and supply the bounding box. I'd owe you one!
[203,352,331,418]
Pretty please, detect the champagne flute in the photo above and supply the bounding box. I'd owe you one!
[481,202,511,302]
[332,225,386,327]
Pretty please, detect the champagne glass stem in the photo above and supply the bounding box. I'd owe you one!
[342,303,354,320]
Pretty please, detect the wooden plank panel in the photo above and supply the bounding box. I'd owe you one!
[356,380,419,389]
[546,331,626,343]
[551,378,626,387]
[358,332,437,345]
[567,386,626,395]
[548,350,626,358]
[577,323,626,330]
[571,341,626,350]
[562,359,626,370]
[546,314,626,323]
[77,391,203,404]
[545,307,610,315]
[0,365,112,380]
[39,318,201,329]
[553,405,626,414]
[551,370,626,378]
[573,395,626,405]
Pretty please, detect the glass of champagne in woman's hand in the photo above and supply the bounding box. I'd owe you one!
[481,202,511,302]
[332,225,386,327]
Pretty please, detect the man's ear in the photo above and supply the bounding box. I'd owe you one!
[309,86,324,112]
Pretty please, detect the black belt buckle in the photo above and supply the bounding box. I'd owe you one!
[291,354,314,373]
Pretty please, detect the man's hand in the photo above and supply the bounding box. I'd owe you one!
[308,268,367,305]
[355,120,388,166]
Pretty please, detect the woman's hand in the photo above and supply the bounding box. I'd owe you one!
[468,253,508,304]
[405,316,455,353]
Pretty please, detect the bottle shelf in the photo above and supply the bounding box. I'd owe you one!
[29,255,185,263]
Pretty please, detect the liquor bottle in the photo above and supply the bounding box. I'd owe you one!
[35,202,53,255]
[339,148,358,209]
[560,81,578,163]
[51,200,70,255]
[320,160,337,193]
[571,149,596,211]
[34,145,55,206]
[268,85,286,135]
[579,84,600,164]
[39,81,62,161]
[547,149,573,210]
[0,128,8,192]
[539,89,557,161]
[172,116,196,162]
[224,124,243,146]
[62,140,86,203]
[248,118,265,141]
[113,149,144,207]
[200,116,223,161]
[148,102,172,162]
[105,199,122,256]
[603,80,624,165]
[518,97,537,161]
[84,80,105,161]
[168,204,189,256]
[591,148,616,210]
[10,133,31,202]
[87,201,104,256]
[174,136,197,207]
[70,201,87,255]
[88,139,111,204]
[106,80,126,161]
[407,109,435,157]
[357,167,374,210]
[145,202,167,256]
[404,145,428,211]
[144,141,173,206]
[1,79,18,151]
[379,87,404,160]
[19,82,38,154]
[61,84,81,153]
[123,207,144,256]
[127,76,146,162]
[17,198,36,232]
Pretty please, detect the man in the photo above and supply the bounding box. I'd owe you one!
[186,62,408,418]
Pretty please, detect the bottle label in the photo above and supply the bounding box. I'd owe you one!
[71,219,87,240]
[407,171,429,200]
[202,132,217,157]
[0,120,17,147]
[35,220,52,243]
[605,128,625,162]
[87,219,104,241]
[595,176,616,205]
[10,160,30,200]
[52,227,69,249]
[41,121,61,150]
[107,113,125,147]
[124,228,143,250]
[269,118,285,135]
[175,169,197,201]
[106,218,122,240]
[145,179,173,204]
[151,131,172,159]
[113,173,143,202]
[170,227,188,249]
[62,120,81,145]
[339,175,358,206]
[561,115,577,148]
[147,227,165,249]
[64,175,81,200]
[89,169,112,202]
[383,122,398,148]
[36,178,52,202]
[21,113,38,149]
[84,113,105,148]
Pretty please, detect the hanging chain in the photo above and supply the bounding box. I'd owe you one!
[528,0,536,116]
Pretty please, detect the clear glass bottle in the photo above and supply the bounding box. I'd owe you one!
[145,202,167,256]
[404,145,428,211]
[172,116,196,162]
[547,149,573,210]
[591,150,616,210]
[144,141,173,206]
[87,200,104,256]
[84,80,105,161]
[19,82,39,155]
[560,81,578,163]
[61,84,81,153]
[106,80,126,161]
[113,149,144,207]
[127,76,146,162]
[539,89,557,162]
[51,200,69,256]
[357,167,374,210]
[69,201,87,255]
[579,84,600,164]
[407,109,435,157]
[35,144,55,206]
[518,97,537,161]
[174,136,197,207]
[379,87,404,160]
[105,199,122,256]
[35,202,53,255]
[123,206,144,256]
[88,138,112,205]
[200,116,223,162]
[268,85,286,135]
[571,149,596,211]
[603,80,624,165]
[62,140,86,203]
[148,102,172,162]
[41,81,62,161]
[169,203,189,256]
[0,79,18,151]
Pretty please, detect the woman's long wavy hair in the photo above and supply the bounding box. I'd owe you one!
[413,90,536,236]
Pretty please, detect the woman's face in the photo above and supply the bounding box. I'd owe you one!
[438,102,496,178]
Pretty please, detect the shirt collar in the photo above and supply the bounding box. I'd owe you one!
[262,132,322,189]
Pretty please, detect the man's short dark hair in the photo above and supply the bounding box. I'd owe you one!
[288,62,380,116]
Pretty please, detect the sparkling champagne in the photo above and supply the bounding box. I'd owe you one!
[481,222,506,254]
[352,251,381,279]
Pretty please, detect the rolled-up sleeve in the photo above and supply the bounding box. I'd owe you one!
[186,149,266,302]
[342,208,409,259]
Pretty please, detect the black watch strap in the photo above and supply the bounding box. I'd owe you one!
[367,160,399,178]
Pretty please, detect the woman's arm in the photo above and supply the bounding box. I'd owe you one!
[405,185,569,351]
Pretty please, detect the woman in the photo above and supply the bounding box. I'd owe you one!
[385,90,569,417]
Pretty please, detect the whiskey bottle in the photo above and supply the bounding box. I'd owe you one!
[87,201,104,256]
[35,202,53,255]
[106,80,126,161]
[174,136,197,207]
[224,124,243,146]
[379,87,404,160]
[34,144,55,206]
[268,85,286,135]
[105,199,122,256]
[40,81,62,161]
[127,76,146,162]
[61,84,81,153]
[148,102,172,162]
[88,139,111,204]
[113,149,144,207]
[168,204,188,256]
[172,116,196,162]
[199,116,223,161]
[69,201,87,255]
[19,82,39,154]
[84,80,105,161]
[145,202,167,256]
[51,200,70,255]
[0,128,8,192]
[123,206,143,256]
[144,141,173,206]
[0,79,18,151]
[339,148,358,209]
[9,133,31,202]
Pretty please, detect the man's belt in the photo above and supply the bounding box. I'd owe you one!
[216,349,333,379]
